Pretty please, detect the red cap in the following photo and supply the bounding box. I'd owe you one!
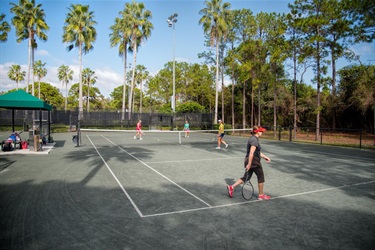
[254,127,266,133]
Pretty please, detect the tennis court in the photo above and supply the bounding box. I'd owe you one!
[1,130,374,249]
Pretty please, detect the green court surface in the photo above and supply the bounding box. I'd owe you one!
[1,131,374,249]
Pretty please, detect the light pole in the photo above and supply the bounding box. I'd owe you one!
[167,13,178,114]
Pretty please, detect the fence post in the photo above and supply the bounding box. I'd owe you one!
[320,128,323,145]
[289,126,292,142]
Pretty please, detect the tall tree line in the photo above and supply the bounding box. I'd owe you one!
[2,0,374,135]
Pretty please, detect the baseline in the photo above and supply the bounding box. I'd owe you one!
[142,179,375,218]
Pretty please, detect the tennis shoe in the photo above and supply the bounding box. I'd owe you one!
[225,144,229,149]
[140,138,143,140]
[258,194,271,200]
[227,185,233,198]
[134,136,136,140]
[216,147,221,149]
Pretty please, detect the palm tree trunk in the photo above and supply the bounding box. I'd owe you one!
[140,80,143,114]
[26,35,31,93]
[65,84,68,112]
[121,45,127,123]
[87,81,90,113]
[214,41,219,124]
[128,42,137,120]
[31,43,35,96]
[221,65,224,123]
[38,77,41,99]
[78,43,83,120]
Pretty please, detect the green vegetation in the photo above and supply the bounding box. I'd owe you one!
[1,0,374,138]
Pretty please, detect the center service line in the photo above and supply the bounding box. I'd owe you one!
[87,135,144,218]
[103,136,212,208]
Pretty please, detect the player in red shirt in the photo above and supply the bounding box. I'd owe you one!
[134,120,143,140]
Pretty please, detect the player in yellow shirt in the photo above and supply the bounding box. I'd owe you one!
[216,120,228,149]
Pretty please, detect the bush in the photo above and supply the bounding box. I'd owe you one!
[176,101,205,113]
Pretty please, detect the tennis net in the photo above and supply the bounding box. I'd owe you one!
[78,128,253,146]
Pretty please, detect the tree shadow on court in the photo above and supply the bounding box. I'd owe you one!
[0,159,16,172]
[0,176,374,250]
[3,133,372,249]
[260,141,375,199]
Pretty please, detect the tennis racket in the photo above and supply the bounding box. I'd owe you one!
[241,171,254,200]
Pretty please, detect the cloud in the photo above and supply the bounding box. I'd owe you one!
[0,62,28,92]
[35,49,50,57]
[94,68,123,97]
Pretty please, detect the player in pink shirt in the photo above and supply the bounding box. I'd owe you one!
[134,120,143,140]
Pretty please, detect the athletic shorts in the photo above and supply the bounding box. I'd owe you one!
[219,133,225,138]
[241,157,265,183]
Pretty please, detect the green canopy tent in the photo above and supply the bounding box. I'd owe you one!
[0,90,53,142]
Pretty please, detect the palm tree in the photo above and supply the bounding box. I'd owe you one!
[0,13,11,42]
[57,65,73,112]
[82,68,97,113]
[62,4,97,120]
[122,0,153,119]
[199,0,231,124]
[110,12,132,123]
[135,64,149,114]
[10,0,49,95]
[34,60,47,99]
[8,64,26,89]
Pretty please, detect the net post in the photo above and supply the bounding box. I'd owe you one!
[76,119,81,147]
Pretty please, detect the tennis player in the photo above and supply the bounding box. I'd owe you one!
[227,126,271,200]
[184,120,190,138]
[134,120,143,140]
[216,120,228,149]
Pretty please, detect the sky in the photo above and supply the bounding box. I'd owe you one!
[0,0,374,98]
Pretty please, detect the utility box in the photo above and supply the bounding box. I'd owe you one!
[33,135,40,152]
[29,131,40,152]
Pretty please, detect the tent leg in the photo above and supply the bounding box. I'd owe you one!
[48,110,52,143]
[12,109,15,132]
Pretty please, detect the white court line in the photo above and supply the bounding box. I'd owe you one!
[145,156,243,164]
[142,179,375,218]
[86,135,144,218]
[102,135,212,208]
[308,151,375,162]
[146,133,233,159]
[263,143,375,162]
[87,135,375,218]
